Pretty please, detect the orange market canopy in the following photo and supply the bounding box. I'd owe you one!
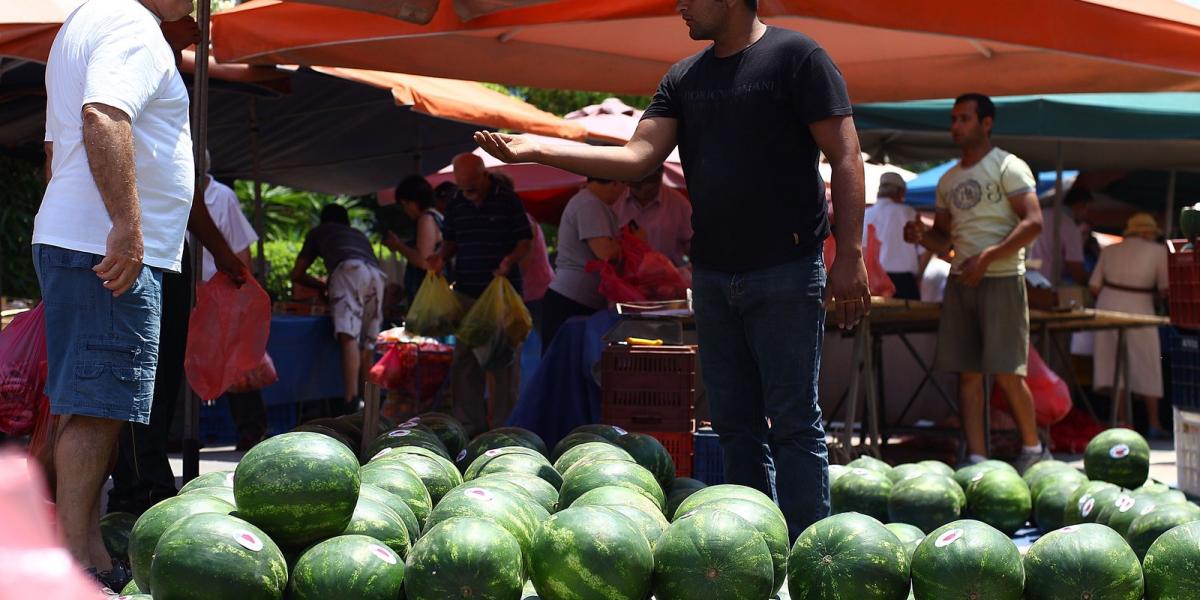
[213,0,1200,101]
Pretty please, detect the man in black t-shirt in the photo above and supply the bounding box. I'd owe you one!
[474,0,869,538]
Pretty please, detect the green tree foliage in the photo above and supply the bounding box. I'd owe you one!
[0,156,43,301]
[486,85,651,117]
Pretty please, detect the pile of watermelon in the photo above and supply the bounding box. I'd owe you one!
[115,419,1200,600]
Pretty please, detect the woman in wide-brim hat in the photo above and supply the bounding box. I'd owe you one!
[1089,212,1170,438]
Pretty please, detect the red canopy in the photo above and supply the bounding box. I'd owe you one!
[212,0,1200,101]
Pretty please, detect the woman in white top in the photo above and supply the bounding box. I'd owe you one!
[385,175,444,304]
[1090,213,1170,438]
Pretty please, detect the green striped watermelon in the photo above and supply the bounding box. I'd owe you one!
[886,522,926,563]
[671,484,783,522]
[177,470,234,495]
[790,512,910,600]
[234,432,361,548]
[666,489,700,521]
[1033,479,1086,532]
[187,485,237,506]
[1064,481,1121,526]
[423,485,548,574]
[1022,459,1074,487]
[404,516,525,600]
[474,472,560,514]
[1126,503,1200,559]
[367,428,450,462]
[550,432,610,461]
[128,494,234,591]
[291,423,357,453]
[358,462,433,528]
[847,455,892,477]
[829,464,848,484]
[360,483,422,543]
[1023,523,1142,600]
[670,477,708,493]
[530,506,654,600]
[889,473,964,533]
[614,432,677,492]
[120,580,141,595]
[100,512,137,562]
[919,460,954,478]
[910,520,1024,600]
[1143,521,1200,600]
[464,447,563,489]
[552,442,634,475]
[289,535,406,600]
[954,460,1017,490]
[572,485,669,545]
[666,477,707,516]
[369,446,463,504]
[559,459,666,513]
[965,470,1031,535]
[460,430,547,471]
[149,513,288,600]
[343,496,412,558]
[1029,467,1087,504]
[1084,428,1151,490]
[414,412,470,458]
[831,467,894,522]
[489,427,549,456]
[888,463,938,483]
[700,498,790,596]
[653,508,773,600]
[568,423,628,443]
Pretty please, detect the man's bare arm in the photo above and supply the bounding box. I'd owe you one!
[188,193,246,284]
[474,117,678,182]
[987,191,1044,262]
[811,114,871,329]
[82,103,142,296]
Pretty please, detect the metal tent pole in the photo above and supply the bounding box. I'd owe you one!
[1165,170,1178,238]
[1051,141,1065,287]
[251,97,267,281]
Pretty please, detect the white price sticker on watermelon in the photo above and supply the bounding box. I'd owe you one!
[369,544,398,565]
[457,449,468,462]
[225,472,235,486]
[612,426,627,435]
[465,488,494,502]
[851,468,872,478]
[1081,497,1096,518]
[484,449,503,458]
[971,472,986,483]
[1109,444,1131,459]
[1117,495,1138,513]
[388,429,412,438]
[1059,526,1080,534]
[904,471,925,481]
[934,529,965,548]
[234,530,264,552]
[372,448,393,461]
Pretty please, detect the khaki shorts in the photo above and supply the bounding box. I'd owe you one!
[329,260,386,349]
[934,275,1029,376]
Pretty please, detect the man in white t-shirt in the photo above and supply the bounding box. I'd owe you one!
[905,93,1048,473]
[862,172,921,299]
[32,0,204,590]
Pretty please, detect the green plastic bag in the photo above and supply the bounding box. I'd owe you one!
[457,276,533,370]
[405,272,463,337]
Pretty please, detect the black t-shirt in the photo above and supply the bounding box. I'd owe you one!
[443,177,534,298]
[642,27,853,273]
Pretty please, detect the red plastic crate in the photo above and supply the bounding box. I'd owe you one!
[600,344,696,432]
[1169,240,1200,329]
[639,430,693,478]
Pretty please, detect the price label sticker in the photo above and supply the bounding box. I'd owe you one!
[935,529,964,548]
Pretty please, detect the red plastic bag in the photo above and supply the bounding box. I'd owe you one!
[369,342,452,397]
[185,272,271,401]
[588,261,647,304]
[587,229,689,303]
[226,353,278,393]
[865,225,896,298]
[0,305,47,436]
[990,345,1072,428]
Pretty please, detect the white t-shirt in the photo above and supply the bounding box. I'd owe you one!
[35,0,194,272]
[936,148,1036,278]
[201,177,258,282]
[862,196,920,275]
[1027,208,1084,281]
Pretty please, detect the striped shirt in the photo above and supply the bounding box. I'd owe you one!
[443,178,533,298]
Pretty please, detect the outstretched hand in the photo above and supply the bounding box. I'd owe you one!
[473,131,540,164]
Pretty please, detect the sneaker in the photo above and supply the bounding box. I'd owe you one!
[1012,447,1054,475]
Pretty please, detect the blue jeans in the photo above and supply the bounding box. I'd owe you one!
[692,250,828,539]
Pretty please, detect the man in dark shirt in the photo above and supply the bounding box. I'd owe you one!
[474,0,869,538]
[292,204,386,410]
[428,153,533,437]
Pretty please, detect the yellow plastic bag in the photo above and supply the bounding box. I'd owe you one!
[405,272,463,338]
[457,276,533,369]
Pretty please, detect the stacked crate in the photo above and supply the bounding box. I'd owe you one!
[1168,240,1200,330]
[600,344,696,477]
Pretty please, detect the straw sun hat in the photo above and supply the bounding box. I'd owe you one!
[1123,212,1161,237]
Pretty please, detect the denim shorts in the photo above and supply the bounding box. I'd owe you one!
[34,244,163,424]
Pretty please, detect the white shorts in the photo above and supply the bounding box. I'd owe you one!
[329,260,386,349]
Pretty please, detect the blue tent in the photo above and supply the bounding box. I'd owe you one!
[905,160,1079,208]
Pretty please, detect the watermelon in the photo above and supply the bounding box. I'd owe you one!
[305,417,364,442]
[954,460,1017,490]
[670,477,708,493]
[847,455,892,477]
[888,463,937,483]
[118,595,152,600]
[666,489,699,520]
[368,428,451,462]
[414,412,470,458]
[699,498,790,596]
[474,472,560,514]
[128,495,234,591]
[886,522,926,563]
[188,485,237,506]
[559,459,666,513]
[1104,492,1170,538]
[572,485,669,545]
[178,471,234,495]
[489,426,549,456]
[149,513,288,600]
[423,486,548,574]
[614,432,677,492]
[1023,523,1143,600]
[1138,480,1172,495]
[120,580,141,595]
[404,516,525,600]
[828,464,848,484]
[653,508,774,600]
[529,506,654,600]
[550,432,610,461]
[100,512,137,561]
[568,423,629,443]
[671,484,783,522]
[1143,521,1200,600]
[919,460,955,478]
[358,462,434,528]
[460,429,547,470]
[910,520,1024,600]
[1084,428,1151,490]
[1033,480,1086,532]
[1022,460,1075,487]
[790,512,910,600]
[234,432,361,548]
[1126,503,1200,559]
[553,442,634,475]
[1064,481,1122,526]
[464,447,563,489]
[343,496,412,558]
[965,470,1031,535]
[888,473,964,534]
[289,535,405,600]
[831,467,894,522]
[291,423,356,452]
[369,447,463,504]
[1029,467,1087,504]
[360,483,422,542]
